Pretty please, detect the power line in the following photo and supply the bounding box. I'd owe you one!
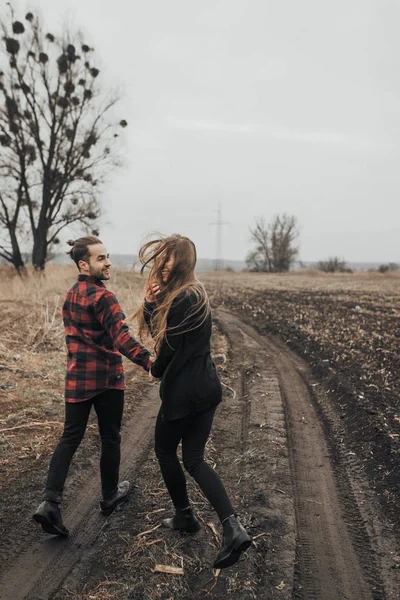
[209,203,229,270]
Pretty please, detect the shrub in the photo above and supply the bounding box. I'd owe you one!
[317,257,351,273]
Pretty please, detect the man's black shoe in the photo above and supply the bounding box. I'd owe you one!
[213,514,252,569]
[33,500,69,537]
[162,507,201,533]
[100,480,130,515]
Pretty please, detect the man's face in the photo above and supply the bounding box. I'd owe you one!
[79,243,112,280]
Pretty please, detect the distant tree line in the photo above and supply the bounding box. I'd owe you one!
[316,258,398,274]
[245,217,398,275]
[377,263,398,273]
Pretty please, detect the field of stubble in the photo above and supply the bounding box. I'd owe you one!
[203,270,400,532]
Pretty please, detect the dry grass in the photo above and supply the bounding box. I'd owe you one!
[0,264,146,350]
[202,269,400,294]
[62,580,130,600]
[0,265,148,487]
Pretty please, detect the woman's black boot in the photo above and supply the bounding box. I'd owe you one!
[213,514,252,569]
[162,507,201,533]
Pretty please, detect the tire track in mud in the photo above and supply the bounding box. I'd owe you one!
[239,366,251,452]
[217,310,388,600]
[212,312,296,600]
[0,384,161,600]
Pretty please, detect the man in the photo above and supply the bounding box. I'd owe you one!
[33,236,153,536]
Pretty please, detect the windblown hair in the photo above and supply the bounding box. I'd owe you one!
[66,236,102,269]
[132,234,210,351]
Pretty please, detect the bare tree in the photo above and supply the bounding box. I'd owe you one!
[245,217,272,272]
[246,214,299,272]
[0,180,26,273]
[378,262,398,273]
[0,7,127,271]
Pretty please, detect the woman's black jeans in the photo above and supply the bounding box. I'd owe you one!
[155,405,234,522]
[44,389,124,502]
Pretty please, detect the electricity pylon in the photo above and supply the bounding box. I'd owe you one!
[209,203,229,270]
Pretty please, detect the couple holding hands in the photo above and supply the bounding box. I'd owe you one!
[33,233,251,569]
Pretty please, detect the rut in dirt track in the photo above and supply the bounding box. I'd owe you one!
[218,310,387,600]
[0,386,161,600]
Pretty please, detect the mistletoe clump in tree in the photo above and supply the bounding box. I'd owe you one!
[0,7,128,272]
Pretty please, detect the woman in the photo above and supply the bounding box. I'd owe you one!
[133,234,251,569]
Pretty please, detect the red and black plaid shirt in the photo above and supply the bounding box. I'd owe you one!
[63,274,152,402]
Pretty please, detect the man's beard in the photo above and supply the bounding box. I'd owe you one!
[89,268,110,280]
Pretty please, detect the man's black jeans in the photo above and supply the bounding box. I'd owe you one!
[155,405,234,522]
[44,389,124,502]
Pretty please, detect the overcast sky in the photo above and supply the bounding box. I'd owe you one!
[10,0,400,262]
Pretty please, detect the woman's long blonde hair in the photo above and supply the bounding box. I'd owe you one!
[131,234,210,351]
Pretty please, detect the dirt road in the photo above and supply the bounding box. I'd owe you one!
[217,311,392,600]
[0,309,397,599]
[0,387,162,600]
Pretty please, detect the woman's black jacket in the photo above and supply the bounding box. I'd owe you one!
[144,291,222,421]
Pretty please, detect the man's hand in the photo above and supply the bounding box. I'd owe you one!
[145,280,161,303]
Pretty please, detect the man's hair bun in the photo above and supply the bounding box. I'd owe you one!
[66,235,102,269]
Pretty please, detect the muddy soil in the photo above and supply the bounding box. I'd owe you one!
[0,310,398,599]
[205,276,400,539]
